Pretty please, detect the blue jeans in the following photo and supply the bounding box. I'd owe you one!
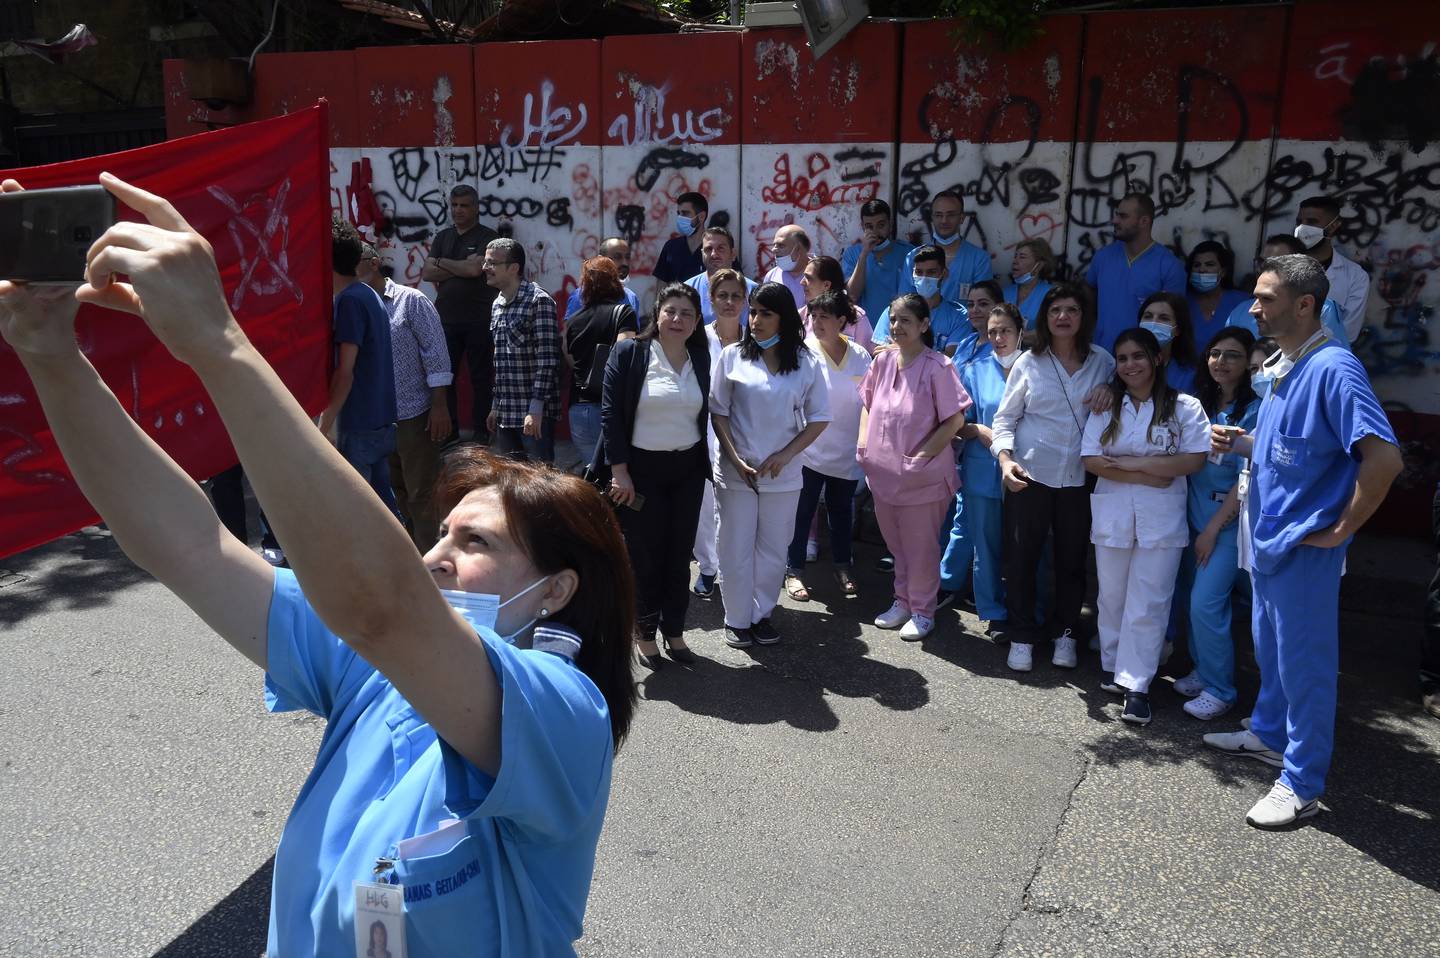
[568,402,603,467]
[787,467,859,569]
[492,418,555,464]
[338,424,400,517]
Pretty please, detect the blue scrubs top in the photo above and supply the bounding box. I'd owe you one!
[1187,397,1259,531]
[565,286,641,320]
[686,271,757,326]
[1188,288,1250,354]
[1085,242,1186,352]
[264,569,612,958]
[958,353,1008,499]
[1248,339,1396,574]
[1003,279,1053,329]
[841,240,916,322]
[873,298,970,353]
[1226,297,1350,348]
[1167,359,1197,395]
[950,327,994,367]
[902,240,993,303]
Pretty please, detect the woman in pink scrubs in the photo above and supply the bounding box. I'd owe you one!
[858,293,972,640]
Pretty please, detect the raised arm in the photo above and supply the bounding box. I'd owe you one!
[78,174,505,775]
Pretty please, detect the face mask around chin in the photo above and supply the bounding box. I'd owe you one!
[1013,271,1035,286]
[995,349,1020,369]
[774,253,797,272]
[440,574,550,643]
[932,230,959,246]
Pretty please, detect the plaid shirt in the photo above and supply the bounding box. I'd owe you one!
[380,278,453,421]
[490,279,560,427]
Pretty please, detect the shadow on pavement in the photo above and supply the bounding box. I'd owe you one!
[0,527,154,628]
[152,856,273,958]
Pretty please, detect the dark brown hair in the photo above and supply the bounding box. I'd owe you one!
[434,449,637,750]
[580,256,625,307]
[1034,282,1094,356]
[1137,290,1196,368]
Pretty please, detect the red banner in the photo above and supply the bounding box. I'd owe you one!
[0,104,333,559]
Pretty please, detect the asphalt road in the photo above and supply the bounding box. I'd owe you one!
[2,525,1436,957]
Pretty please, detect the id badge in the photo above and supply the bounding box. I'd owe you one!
[1237,468,1250,500]
[355,881,408,958]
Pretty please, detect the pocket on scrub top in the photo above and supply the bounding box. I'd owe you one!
[391,819,496,952]
[1088,492,1135,544]
[900,453,943,476]
[378,705,429,799]
[1268,432,1308,475]
[1134,495,1189,547]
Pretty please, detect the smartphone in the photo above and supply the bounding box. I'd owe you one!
[624,492,646,511]
[0,185,117,283]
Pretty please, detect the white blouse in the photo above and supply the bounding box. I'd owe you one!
[632,343,703,452]
[991,345,1115,489]
[801,335,871,480]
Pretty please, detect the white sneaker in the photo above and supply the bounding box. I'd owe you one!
[805,538,819,562]
[1007,642,1034,672]
[1051,631,1078,669]
[1183,690,1233,721]
[1202,728,1283,768]
[874,601,910,630]
[1246,780,1319,829]
[1173,670,1206,698]
[899,614,933,641]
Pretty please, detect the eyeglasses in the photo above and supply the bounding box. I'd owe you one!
[713,291,745,302]
[1207,349,1247,362]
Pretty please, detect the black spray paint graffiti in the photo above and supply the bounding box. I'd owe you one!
[634,147,710,192]
[833,146,886,182]
[1338,51,1440,155]
[615,204,645,245]
[478,144,566,187]
[387,147,481,229]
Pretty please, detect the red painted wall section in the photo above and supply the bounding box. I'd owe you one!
[742,24,899,144]
[600,33,741,146]
[356,44,475,147]
[1077,8,1286,143]
[899,15,1084,146]
[474,40,600,147]
[162,52,359,146]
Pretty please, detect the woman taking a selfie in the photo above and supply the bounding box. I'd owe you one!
[0,175,636,956]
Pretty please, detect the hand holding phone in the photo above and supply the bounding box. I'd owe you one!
[0,184,116,283]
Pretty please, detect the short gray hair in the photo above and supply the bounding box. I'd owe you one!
[486,237,526,273]
[1260,253,1329,309]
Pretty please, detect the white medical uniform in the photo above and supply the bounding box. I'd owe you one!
[1082,393,1210,693]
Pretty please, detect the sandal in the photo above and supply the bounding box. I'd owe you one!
[836,568,858,598]
[784,572,811,602]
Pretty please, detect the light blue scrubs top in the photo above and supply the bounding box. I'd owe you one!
[903,240,993,303]
[566,286,640,320]
[686,271,757,326]
[1248,340,1395,574]
[1188,288,1251,354]
[958,353,1008,499]
[1187,397,1259,531]
[264,569,612,958]
[1085,242,1186,352]
[873,298,970,353]
[1167,359,1197,395]
[1226,297,1349,348]
[1003,279,1053,329]
[950,327,994,367]
[841,240,916,322]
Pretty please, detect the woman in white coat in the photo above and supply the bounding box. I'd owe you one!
[1082,326,1210,726]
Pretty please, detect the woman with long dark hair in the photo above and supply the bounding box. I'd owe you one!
[800,254,875,352]
[602,283,711,668]
[1186,240,1249,353]
[991,283,1115,673]
[1138,290,1199,393]
[1082,327,1209,725]
[1173,326,1259,720]
[1,175,637,955]
[710,282,831,647]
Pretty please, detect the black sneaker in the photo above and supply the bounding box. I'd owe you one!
[725,626,755,648]
[691,572,716,597]
[751,618,780,645]
[1121,691,1152,726]
[1099,672,1124,695]
[874,554,895,573]
[935,589,959,611]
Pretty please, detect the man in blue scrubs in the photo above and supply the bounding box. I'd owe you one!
[1085,192,1186,352]
[1204,254,1401,829]
[1226,235,1348,346]
[874,245,970,355]
[686,227,755,325]
[652,191,708,284]
[843,199,915,321]
[902,189,992,303]
[564,237,641,317]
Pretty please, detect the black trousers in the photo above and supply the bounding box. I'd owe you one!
[207,464,279,551]
[1425,486,1440,690]
[443,322,494,440]
[618,443,709,639]
[1003,480,1090,644]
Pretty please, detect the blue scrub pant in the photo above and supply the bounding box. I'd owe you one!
[939,488,973,592]
[1187,525,1243,703]
[1250,544,1347,801]
[963,493,1007,620]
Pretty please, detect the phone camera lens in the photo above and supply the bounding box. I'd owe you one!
[73,226,93,243]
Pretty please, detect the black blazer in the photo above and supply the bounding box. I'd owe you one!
[598,336,712,468]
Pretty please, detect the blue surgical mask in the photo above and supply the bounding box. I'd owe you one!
[932,230,959,246]
[440,574,551,644]
[1189,272,1220,292]
[675,213,697,237]
[1013,271,1035,286]
[754,332,781,349]
[1139,320,1175,346]
[913,275,941,298]
[1251,371,1272,398]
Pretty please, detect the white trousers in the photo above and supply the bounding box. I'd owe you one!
[694,479,720,576]
[715,485,801,628]
[1096,543,1184,694]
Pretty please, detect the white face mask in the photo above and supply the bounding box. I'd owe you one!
[995,348,1021,369]
[775,252,798,272]
[440,574,550,644]
[1293,216,1336,250]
